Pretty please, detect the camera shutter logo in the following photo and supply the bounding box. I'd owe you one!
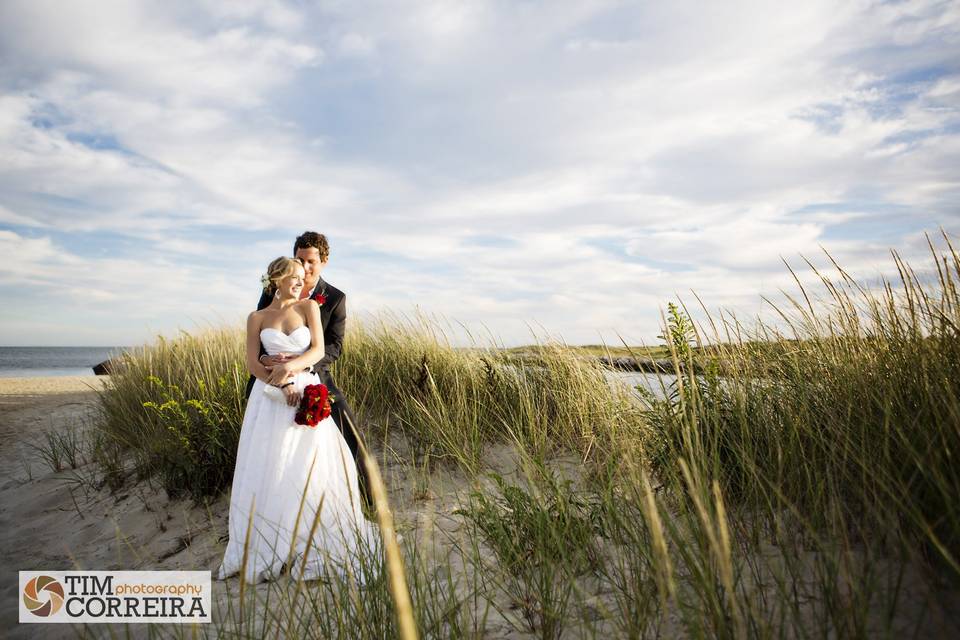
[23,575,65,617]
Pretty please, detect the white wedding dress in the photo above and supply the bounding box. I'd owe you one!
[216,326,380,584]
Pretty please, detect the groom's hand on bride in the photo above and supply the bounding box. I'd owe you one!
[265,361,300,386]
[259,353,294,367]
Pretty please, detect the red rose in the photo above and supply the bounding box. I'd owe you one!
[295,384,330,427]
[319,397,332,421]
[312,293,327,306]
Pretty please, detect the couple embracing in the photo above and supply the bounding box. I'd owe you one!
[216,231,380,585]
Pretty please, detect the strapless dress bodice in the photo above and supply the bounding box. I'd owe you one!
[260,326,311,355]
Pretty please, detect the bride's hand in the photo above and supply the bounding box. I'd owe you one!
[282,384,301,407]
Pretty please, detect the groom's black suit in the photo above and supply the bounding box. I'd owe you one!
[244,277,373,511]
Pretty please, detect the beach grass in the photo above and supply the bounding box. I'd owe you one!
[91,328,247,499]
[331,312,648,474]
[80,231,960,638]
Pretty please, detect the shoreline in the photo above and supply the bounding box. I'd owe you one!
[0,375,108,396]
[0,370,100,379]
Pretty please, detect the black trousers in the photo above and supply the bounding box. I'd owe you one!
[244,371,374,511]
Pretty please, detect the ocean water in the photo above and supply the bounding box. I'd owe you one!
[607,370,677,400]
[0,346,126,378]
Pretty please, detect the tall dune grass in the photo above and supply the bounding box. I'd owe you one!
[92,328,247,499]
[333,313,647,471]
[644,234,960,576]
[83,233,959,638]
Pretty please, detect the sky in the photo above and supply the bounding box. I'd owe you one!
[0,0,958,347]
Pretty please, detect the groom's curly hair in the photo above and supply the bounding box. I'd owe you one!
[293,231,330,261]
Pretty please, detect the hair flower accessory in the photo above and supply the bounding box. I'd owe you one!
[260,274,271,290]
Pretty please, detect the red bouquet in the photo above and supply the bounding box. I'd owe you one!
[295,383,333,427]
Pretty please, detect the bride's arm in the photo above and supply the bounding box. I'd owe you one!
[276,301,325,374]
[245,311,273,383]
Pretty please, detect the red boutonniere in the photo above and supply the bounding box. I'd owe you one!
[295,383,334,427]
[312,293,327,306]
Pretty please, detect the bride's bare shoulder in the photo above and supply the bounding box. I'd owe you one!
[294,298,316,311]
[247,309,267,326]
[296,298,321,321]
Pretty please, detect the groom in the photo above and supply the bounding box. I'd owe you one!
[245,231,374,512]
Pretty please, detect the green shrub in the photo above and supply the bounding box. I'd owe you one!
[92,328,246,500]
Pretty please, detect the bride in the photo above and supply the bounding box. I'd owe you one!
[217,256,380,584]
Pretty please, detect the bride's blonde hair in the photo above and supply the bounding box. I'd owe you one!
[261,256,303,296]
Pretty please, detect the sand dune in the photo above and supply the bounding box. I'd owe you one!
[4,376,955,638]
[0,376,524,638]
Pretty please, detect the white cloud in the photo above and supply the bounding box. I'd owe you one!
[0,0,321,106]
[0,0,958,346]
[0,204,47,228]
[337,33,377,58]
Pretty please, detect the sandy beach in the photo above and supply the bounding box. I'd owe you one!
[0,376,522,639]
[3,379,303,637]
[0,376,237,638]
